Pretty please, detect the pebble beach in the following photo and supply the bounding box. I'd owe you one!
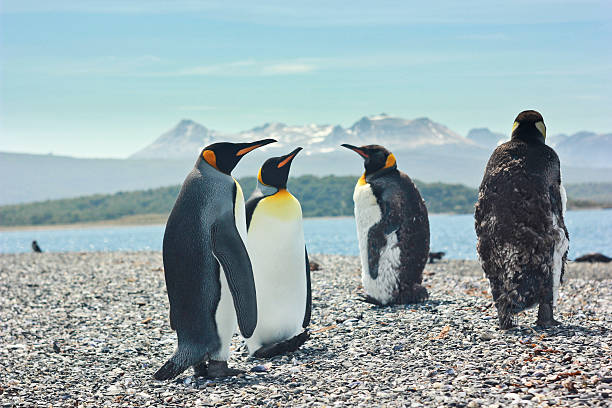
[1,252,610,407]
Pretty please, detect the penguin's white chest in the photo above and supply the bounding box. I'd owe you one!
[551,183,569,305]
[246,190,306,354]
[353,179,400,305]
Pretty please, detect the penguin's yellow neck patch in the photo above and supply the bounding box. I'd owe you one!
[511,121,520,134]
[257,167,269,186]
[258,189,301,220]
[202,150,217,169]
[357,173,367,186]
[535,121,546,139]
[383,153,396,169]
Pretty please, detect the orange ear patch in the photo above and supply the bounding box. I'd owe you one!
[384,153,396,169]
[202,150,217,169]
[257,168,264,184]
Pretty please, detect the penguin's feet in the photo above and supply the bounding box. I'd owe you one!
[535,318,561,327]
[253,330,310,358]
[193,360,208,377]
[498,313,516,330]
[205,360,244,378]
[397,283,429,304]
[358,295,384,306]
[535,303,561,327]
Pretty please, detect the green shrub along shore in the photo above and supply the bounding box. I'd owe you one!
[0,176,609,227]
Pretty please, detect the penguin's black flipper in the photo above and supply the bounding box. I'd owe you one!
[303,247,312,328]
[211,213,258,338]
[245,192,265,230]
[366,220,386,279]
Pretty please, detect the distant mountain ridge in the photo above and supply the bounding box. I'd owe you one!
[130,114,612,169]
[130,119,220,159]
[130,114,476,159]
[2,114,611,206]
[554,132,612,168]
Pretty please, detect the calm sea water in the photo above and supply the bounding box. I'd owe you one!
[1,209,611,260]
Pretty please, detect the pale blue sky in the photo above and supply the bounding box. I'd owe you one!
[1,0,611,158]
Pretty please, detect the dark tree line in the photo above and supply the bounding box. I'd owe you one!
[1,176,605,226]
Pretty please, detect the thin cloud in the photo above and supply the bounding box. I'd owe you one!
[177,105,218,111]
[29,55,164,75]
[262,63,316,75]
[458,33,509,41]
[170,60,317,77]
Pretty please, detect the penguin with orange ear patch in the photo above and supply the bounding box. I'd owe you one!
[245,147,311,358]
[154,139,275,380]
[341,144,430,305]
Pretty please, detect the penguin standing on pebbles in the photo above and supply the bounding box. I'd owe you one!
[475,110,569,329]
[154,139,276,380]
[245,147,311,357]
[341,144,430,305]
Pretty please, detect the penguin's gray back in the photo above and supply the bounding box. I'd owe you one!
[353,169,430,304]
[475,140,569,312]
[156,163,256,381]
[162,166,235,346]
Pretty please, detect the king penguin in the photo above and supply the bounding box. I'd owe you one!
[475,110,569,329]
[154,138,276,380]
[341,144,430,305]
[244,147,311,357]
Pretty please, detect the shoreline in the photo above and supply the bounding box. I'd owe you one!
[2,208,610,232]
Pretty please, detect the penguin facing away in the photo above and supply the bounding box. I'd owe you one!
[475,110,569,329]
[341,144,430,305]
[245,147,311,357]
[154,138,276,380]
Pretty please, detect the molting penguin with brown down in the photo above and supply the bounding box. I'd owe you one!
[154,138,276,380]
[342,144,430,305]
[475,110,569,329]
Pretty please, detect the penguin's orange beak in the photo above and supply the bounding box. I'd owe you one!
[236,139,276,156]
[341,144,369,158]
[277,147,303,168]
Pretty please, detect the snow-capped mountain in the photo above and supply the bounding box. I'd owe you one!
[342,114,471,148]
[130,119,222,159]
[130,114,476,159]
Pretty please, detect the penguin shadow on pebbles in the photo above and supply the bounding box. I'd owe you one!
[495,322,607,340]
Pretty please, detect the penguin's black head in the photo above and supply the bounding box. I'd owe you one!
[341,144,397,175]
[511,110,546,144]
[199,139,276,175]
[258,147,302,189]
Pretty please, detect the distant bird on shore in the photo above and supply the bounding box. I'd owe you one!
[31,240,42,253]
[342,144,430,305]
[154,138,276,381]
[574,253,611,263]
[428,251,445,264]
[245,147,311,358]
[475,110,569,329]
